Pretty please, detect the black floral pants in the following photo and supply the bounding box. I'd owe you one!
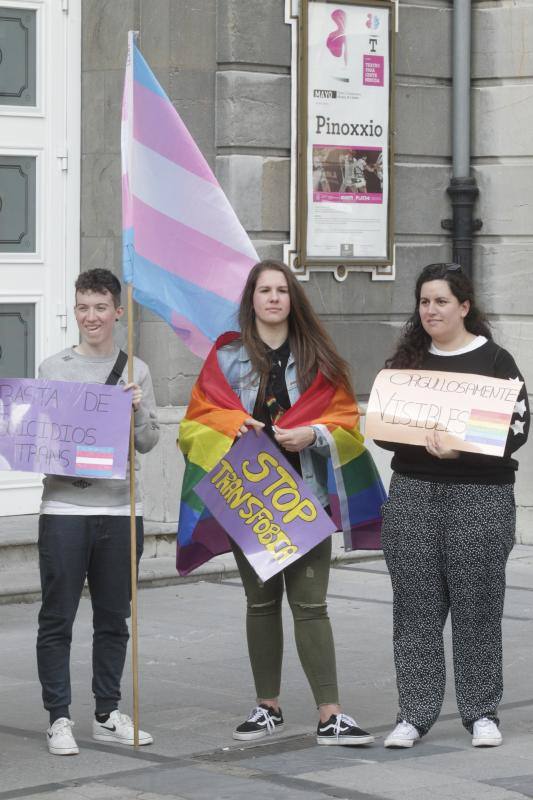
[382,473,515,735]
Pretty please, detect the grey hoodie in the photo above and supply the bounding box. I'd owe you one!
[38,346,159,508]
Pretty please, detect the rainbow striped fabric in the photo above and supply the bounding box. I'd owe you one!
[177,333,387,575]
[465,408,510,448]
[121,33,258,359]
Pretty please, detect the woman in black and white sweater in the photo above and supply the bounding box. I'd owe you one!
[378,263,530,750]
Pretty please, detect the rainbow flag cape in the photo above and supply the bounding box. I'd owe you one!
[177,333,387,575]
[121,33,258,359]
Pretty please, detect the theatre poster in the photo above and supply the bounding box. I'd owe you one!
[297,0,395,270]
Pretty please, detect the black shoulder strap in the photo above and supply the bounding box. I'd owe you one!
[105,349,128,385]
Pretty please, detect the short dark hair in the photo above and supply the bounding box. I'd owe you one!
[75,269,122,307]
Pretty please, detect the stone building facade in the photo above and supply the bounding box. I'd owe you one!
[1,0,531,538]
[83,0,533,540]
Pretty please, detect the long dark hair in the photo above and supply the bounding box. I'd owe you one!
[386,263,492,368]
[237,260,353,397]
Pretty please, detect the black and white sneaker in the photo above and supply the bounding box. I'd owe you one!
[233,704,284,741]
[317,713,374,746]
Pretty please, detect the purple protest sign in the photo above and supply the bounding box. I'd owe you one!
[0,379,132,479]
[195,430,336,582]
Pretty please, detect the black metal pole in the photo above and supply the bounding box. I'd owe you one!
[444,177,482,277]
[441,1,482,278]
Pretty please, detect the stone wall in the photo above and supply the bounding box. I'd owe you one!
[81,0,533,540]
[471,0,533,538]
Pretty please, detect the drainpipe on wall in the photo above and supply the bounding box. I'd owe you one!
[441,0,482,277]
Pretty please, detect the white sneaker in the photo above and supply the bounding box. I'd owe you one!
[472,717,502,747]
[92,710,153,746]
[46,717,79,756]
[384,720,420,748]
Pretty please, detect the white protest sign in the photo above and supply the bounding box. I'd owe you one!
[365,369,522,457]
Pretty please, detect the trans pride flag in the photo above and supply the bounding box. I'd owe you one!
[177,333,387,575]
[75,446,115,477]
[121,32,258,359]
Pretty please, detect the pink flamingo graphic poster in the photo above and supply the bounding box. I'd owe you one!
[304,2,392,262]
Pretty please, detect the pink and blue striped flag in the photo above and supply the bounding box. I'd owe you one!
[121,32,258,359]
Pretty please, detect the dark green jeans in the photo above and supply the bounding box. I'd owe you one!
[232,536,339,706]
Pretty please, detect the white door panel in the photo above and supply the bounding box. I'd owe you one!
[0,0,80,515]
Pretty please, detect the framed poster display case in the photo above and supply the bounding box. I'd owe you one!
[284,0,396,281]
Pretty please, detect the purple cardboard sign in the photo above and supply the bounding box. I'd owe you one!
[0,379,132,479]
[195,430,336,582]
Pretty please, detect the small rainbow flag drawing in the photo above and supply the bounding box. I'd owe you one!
[75,446,115,477]
[464,409,510,449]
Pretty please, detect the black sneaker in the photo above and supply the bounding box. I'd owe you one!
[317,713,374,746]
[233,704,284,741]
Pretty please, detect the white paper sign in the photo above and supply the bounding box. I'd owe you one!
[365,369,522,457]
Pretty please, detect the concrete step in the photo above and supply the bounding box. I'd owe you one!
[0,516,178,573]
[0,515,383,604]
[0,552,239,605]
[0,515,204,603]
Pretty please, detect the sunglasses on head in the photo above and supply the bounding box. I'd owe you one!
[423,262,462,275]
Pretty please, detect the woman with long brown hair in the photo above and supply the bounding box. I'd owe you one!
[201,259,378,745]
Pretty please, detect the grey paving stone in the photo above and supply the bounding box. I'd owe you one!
[487,775,533,799]
[0,551,532,800]
[108,763,332,800]
[298,763,526,800]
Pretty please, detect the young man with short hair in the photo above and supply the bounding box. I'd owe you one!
[37,268,159,755]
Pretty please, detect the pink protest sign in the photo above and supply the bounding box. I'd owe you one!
[194,430,336,582]
[0,379,132,478]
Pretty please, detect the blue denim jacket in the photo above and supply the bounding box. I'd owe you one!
[217,341,330,506]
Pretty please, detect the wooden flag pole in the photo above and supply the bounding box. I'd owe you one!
[127,283,140,747]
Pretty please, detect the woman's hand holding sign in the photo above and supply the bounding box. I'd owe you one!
[235,421,316,452]
[237,418,265,438]
[425,429,460,460]
[273,425,316,452]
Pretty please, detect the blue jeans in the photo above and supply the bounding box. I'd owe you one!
[37,515,143,721]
